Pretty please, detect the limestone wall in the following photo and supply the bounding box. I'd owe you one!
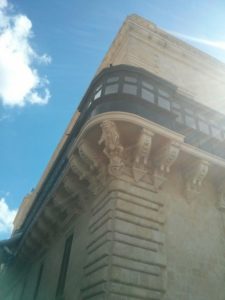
[98,15,225,114]
[164,171,225,300]
[3,167,225,300]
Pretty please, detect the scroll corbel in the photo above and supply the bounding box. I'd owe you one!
[132,128,154,182]
[99,120,124,177]
[184,159,209,202]
[153,141,180,191]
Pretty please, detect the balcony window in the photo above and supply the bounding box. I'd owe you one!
[172,102,181,110]
[185,115,196,129]
[211,126,223,140]
[123,83,137,95]
[94,89,102,100]
[142,81,154,90]
[105,83,119,95]
[158,88,170,98]
[172,102,182,123]
[175,111,182,123]
[124,76,137,83]
[141,88,155,103]
[158,97,170,110]
[93,84,102,100]
[106,76,119,83]
[198,120,209,134]
[184,107,194,115]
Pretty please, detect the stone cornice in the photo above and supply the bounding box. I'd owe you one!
[17,112,225,259]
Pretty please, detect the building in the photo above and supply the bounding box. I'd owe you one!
[1,14,225,300]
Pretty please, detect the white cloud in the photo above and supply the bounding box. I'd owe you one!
[0,198,17,236]
[167,30,225,50]
[0,0,51,106]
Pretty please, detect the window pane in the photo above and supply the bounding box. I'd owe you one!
[198,113,208,121]
[56,235,73,299]
[198,120,209,134]
[158,88,169,98]
[94,89,102,100]
[158,97,170,110]
[33,264,44,300]
[124,76,137,83]
[123,83,137,95]
[185,115,196,129]
[141,88,155,103]
[211,126,222,140]
[106,76,119,83]
[142,81,154,90]
[184,107,194,115]
[95,84,102,92]
[174,110,183,123]
[172,102,181,110]
[105,84,119,95]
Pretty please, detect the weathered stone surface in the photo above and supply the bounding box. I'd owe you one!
[3,14,225,300]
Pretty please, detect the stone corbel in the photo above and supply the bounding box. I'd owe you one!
[184,159,209,201]
[132,128,154,182]
[69,154,89,180]
[153,141,180,191]
[33,218,52,243]
[99,120,124,177]
[63,175,86,212]
[63,175,82,197]
[42,205,57,224]
[78,139,101,171]
[78,139,106,192]
[26,231,43,249]
[69,154,99,195]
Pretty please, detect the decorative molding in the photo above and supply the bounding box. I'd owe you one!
[17,113,225,259]
[69,154,89,181]
[184,159,209,201]
[132,128,154,181]
[78,139,100,170]
[99,120,124,177]
[153,141,180,190]
[63,175,82,196]
[69,154,101,195]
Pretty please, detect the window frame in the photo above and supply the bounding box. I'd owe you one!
[55,234,74,300]
[33,263,44,300]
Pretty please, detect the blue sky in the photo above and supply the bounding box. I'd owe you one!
[1,0,225,239]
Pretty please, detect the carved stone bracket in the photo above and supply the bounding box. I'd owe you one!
[132,128,154,182]
[69,154,100,195]
[63,175,82,197]
[99,120,124,177]
[77,139,106,193]
[63,175,88,211]
[69,154,89,180]
[153,141,180,190]
[184,159,209,201]
[78,139,101,171]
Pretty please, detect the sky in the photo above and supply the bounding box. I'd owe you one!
[1,0,225,239]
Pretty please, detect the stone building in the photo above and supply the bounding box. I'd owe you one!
[1,14,225,300]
